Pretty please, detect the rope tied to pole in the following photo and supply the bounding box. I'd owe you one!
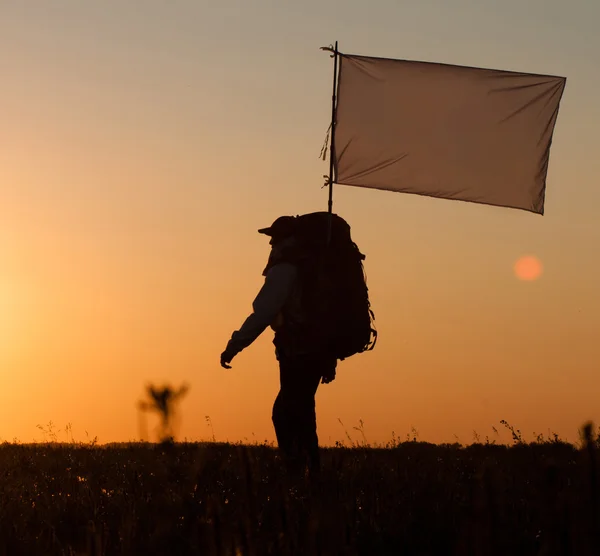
[319,122,332,161]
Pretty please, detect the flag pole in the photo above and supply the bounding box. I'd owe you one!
[320,41,339,244]
[327,41,338,216]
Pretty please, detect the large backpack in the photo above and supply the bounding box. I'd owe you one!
[292,212,377,361]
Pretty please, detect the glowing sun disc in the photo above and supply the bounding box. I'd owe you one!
[514,255,543,281]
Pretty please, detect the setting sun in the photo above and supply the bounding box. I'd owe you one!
[514,255,543,281]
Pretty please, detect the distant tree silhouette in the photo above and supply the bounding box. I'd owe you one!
[138,383,189,443]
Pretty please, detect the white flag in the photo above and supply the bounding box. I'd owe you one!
[333,54,566,214]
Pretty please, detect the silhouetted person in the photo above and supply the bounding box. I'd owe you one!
[220,216,336,477]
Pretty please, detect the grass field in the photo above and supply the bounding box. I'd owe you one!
[0,423,599,555]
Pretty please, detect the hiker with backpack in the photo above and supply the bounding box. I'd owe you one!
[220,212,376,476]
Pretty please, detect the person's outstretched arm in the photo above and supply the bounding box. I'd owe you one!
[221,262,297,368]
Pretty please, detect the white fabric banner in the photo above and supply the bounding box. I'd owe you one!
[333,54,566,214]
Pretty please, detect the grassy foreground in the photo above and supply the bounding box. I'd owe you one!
[0,432,599,555]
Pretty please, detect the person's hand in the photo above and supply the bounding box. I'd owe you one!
[220,349,234,369]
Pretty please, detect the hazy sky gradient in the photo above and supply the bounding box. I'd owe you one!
[1,1,599,445]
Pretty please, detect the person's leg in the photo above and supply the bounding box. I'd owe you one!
[272,377,298,462]
[272,354,312,471]
[293,358,322,473]
[272,353,336,473]
[299,355,336,475]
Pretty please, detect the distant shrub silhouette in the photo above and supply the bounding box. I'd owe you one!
[137,382,189,443]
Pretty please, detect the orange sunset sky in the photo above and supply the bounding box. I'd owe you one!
[1,1,599,446]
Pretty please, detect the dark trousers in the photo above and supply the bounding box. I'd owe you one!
[272,352,336,473]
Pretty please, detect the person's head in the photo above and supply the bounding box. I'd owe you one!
[258,216,298,247]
